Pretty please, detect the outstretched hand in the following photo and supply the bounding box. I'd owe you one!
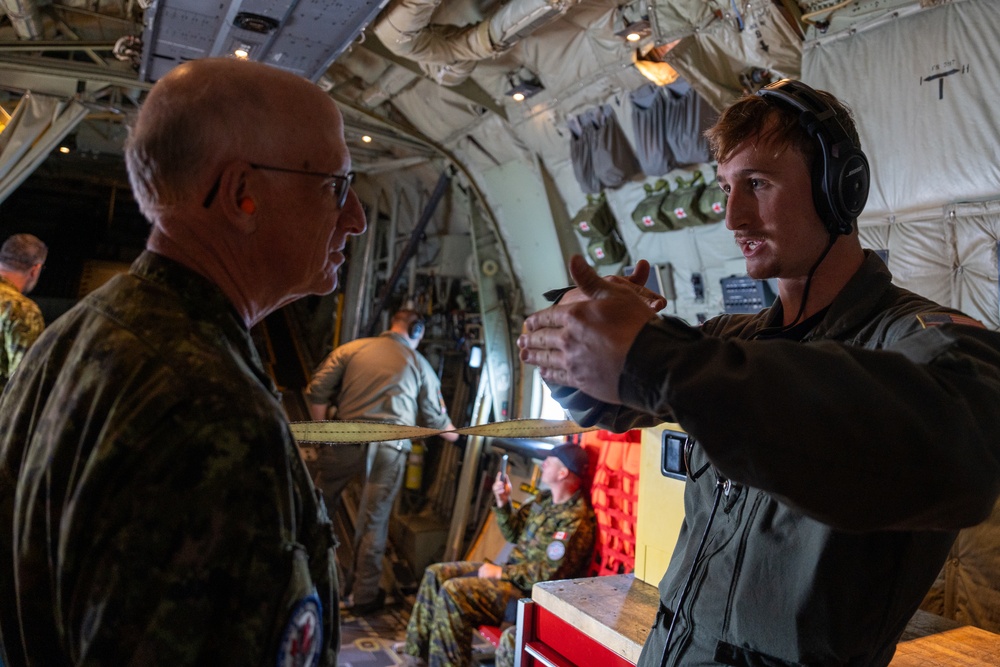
[559,259,667,311]
[517,255,659,404]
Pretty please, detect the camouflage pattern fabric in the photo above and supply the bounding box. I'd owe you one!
[494,625,516,667]
[0,251,339,667]
[404,562,521,667]
[493,489,596,592]
[0,275,43,390]
[403,490,595,667]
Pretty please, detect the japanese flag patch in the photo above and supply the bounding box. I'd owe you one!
[277,594,322,667]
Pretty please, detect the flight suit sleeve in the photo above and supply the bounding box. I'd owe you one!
[615,315,1000,532]
[415,354,453,430]
[305,347,349,407]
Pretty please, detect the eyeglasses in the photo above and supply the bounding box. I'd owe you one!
[201,163,355,209]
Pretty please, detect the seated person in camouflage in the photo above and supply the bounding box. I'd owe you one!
[400,444,596,667]
[0,233,47,390]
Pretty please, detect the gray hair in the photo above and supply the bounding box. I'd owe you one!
[0,233,47,271]
[123,63,263,218]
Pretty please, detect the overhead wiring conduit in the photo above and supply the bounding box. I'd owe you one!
[373,0,584,86]
[1,0,44,39]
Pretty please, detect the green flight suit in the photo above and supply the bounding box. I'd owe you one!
[551,250,1000,666]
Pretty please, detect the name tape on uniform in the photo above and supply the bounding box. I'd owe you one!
[289,418,596,446]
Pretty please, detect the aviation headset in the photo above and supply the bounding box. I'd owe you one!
[756,79,870,236]
[398,311,424,340]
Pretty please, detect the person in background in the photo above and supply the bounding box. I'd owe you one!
[518,80,1000,666]
[0,57,366,666]
[0,233,47,390]
[399,444,596,667]
[304,308,459,614]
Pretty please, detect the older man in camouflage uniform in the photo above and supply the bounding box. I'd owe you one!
[0,233,47,390]
[401,444,595,667]
[0,58,366,667]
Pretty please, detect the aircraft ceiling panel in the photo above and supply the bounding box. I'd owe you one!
[139,0,389,83]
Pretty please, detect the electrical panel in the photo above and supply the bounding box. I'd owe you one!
[720,275,776,314]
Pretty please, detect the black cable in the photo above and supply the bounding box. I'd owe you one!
[658,476,727,667]
[785,232,836,329]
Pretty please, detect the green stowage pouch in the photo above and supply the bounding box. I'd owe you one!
[630,179,674,232]
[661,171,708,228]
[586,233,627,266]
[571,192,616,238]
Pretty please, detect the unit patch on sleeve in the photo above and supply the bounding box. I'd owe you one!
[916,312,985,329]
[546,540,566,561]
[277,593,322,667]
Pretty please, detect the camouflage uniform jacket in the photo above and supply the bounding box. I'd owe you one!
[0,274,44,391]
[492,488,595,593]
[0,251,338,667]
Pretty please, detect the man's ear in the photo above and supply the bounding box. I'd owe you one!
[217,162,258,234]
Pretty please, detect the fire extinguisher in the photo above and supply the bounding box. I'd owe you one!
[406,440,424,491]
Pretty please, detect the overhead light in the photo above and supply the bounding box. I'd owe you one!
[506,78,544,102]
[59,146,71,154]
[361,135,372,143]
[234,45,251,59]
[616,19,651,42]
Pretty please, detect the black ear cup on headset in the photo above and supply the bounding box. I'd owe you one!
[756,79,870,236]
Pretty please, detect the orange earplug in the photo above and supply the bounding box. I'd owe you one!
[239,198,256,214]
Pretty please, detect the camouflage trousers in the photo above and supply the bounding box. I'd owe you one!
[494,625,516,667]
[403,561,522,667]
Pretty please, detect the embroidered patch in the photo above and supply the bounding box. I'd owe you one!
[546,540,566,561]
[277,594,322,667]
[553,531,567,540]
[916,312,985,329]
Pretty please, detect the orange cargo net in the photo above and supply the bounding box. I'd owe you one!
[581,429,641,577]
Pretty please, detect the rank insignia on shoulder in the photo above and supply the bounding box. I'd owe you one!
[916,312,985,329]
[278,593,322,667]
[546,540,566,561]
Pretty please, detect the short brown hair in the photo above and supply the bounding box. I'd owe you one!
[705,88,861,167]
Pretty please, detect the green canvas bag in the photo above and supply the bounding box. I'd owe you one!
[698,175,728,223]
[630,179,674,232]
[571,192,616,238]
[586,233,627,266]
[660,171,707,228]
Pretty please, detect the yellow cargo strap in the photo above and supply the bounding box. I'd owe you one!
[290,418,596,446]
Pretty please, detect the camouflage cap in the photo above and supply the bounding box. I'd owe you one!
[550,444,588,479]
